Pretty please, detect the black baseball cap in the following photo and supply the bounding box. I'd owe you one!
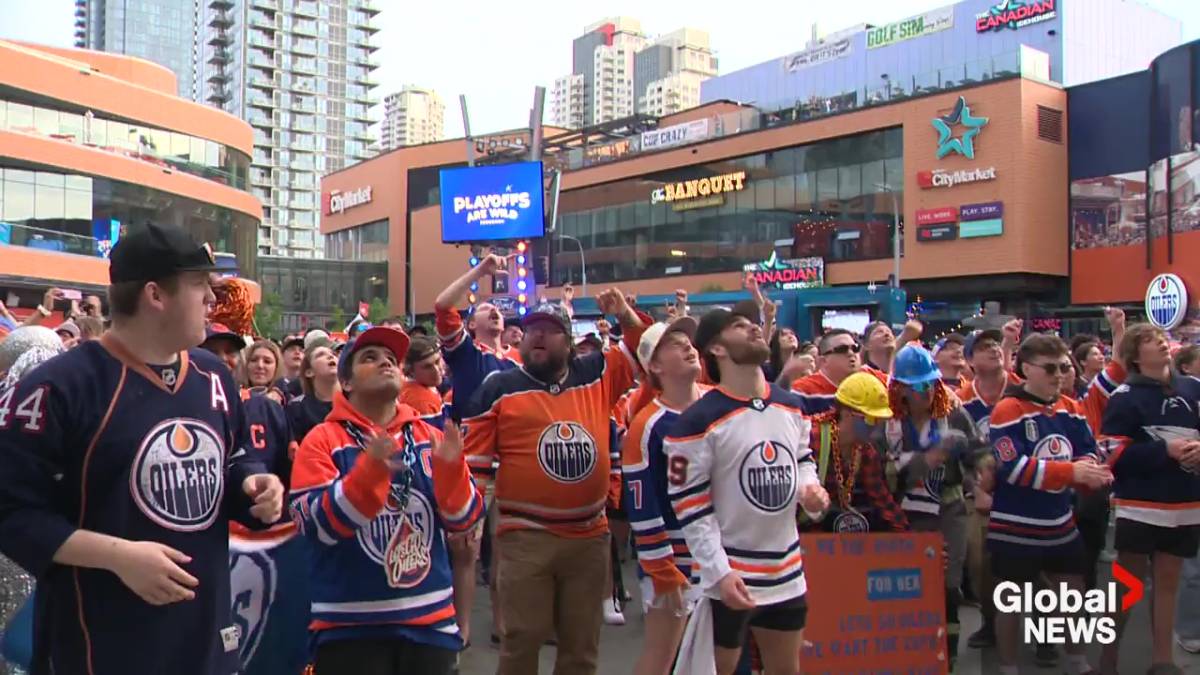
[109,222,221,284]
[202,323,246,350]
[964,329,1004,359]
[694,299,762,356]
[523,302,572,334]
[282,335,305,351]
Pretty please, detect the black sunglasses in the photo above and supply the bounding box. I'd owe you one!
[822,343,862,356]
[1029,361,1073,376]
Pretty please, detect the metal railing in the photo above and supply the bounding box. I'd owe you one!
[0,221,102,258]
[560,50,1027,171]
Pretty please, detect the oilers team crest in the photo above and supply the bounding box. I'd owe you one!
[229,549,276,667]
[357,486,435,589]
[1145,274,1189,330]
[131,419,226,531]
[738,440,796,513]
[537,422,597,484]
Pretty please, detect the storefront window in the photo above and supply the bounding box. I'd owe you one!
[551,127,902,284]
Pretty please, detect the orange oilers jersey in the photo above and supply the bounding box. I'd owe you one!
[460,331,644,538]
[399,380,448,430]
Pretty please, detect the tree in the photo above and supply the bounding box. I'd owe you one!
[254,291,284,339]
[367,297,389,325]
[330,305,346,330]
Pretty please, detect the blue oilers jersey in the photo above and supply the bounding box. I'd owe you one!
[987,389,1097,556]
[0,336,267,675]
[1101,373,1200,527]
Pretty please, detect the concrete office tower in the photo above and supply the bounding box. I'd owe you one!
[380,86,445,150]
[73,0,202,99]
[551,17,648,129]
[635,28,718,117]
[201,0,378,258]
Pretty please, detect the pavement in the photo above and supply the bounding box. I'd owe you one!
[458,557,1200,675]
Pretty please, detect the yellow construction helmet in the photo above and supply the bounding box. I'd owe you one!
[835,372,894,421]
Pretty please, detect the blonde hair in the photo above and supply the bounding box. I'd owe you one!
[243,339,283,388]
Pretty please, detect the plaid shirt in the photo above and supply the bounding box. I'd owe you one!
[805,418,909,533]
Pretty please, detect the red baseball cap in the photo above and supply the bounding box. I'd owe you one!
[336,326,411,382]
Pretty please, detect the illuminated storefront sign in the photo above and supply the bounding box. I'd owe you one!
[917,167,997,189]
[1145,273,1189,330]
[959,200,1004,238]
[742,252,824,290]
[651,171,746,207]
[976,0,1057,33]
[933,97,988,159]
[324,186,373,215]
[915,206,958,225]
[867,7,954,49]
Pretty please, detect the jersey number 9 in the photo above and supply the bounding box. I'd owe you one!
[667,456,689,486]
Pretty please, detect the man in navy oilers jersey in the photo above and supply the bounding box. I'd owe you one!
[987,334,1113,675]
[666,301,829,675]
[0,222,285,675]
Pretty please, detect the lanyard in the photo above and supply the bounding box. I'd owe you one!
[341,420,418,514]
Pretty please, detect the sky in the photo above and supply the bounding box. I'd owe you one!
[2,0,1199,139]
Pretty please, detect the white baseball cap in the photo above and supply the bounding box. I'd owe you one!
[636,316,699,373]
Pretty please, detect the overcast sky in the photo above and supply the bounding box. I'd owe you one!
[2,0,1198,138]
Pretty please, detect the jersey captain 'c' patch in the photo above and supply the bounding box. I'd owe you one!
[738,440,796,513]
[358,485,435,589]
[130,419,226,532]
[537,422,598,484]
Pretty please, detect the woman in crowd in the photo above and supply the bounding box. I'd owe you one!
[287,339,339,446]
[1074,341,1107,388]
[244,338,286,404]
[766,327,799,380]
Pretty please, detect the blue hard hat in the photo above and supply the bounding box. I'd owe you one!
[892,345,942,386]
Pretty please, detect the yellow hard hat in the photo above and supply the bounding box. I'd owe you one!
[835,372,894,421]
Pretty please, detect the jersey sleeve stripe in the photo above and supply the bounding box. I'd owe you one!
[332,480,374,527]
[318,491,355,539]
[729,550,803,575]
[676,505,714,528]
[1005,455,1030,484]
[725,540,801,560]
[631,516,667,532]
[668,480,710,500]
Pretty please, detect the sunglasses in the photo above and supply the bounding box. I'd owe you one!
[849,410,881,426]
[1029,361,1073,376]
[823,343,862,356]
[907,380,936,393]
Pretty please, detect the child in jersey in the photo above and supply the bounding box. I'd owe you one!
[988,334,1113,675]
[623,317,707,675]
[1098,324,1200,674]
[666,301,829,675]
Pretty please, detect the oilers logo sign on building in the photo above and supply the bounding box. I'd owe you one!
[738,440,797,512]
[1145,274,1189,330]
[358,484,435,589]
[538,422,598,483]
[131,419,226,531]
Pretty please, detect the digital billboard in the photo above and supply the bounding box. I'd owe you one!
[439,161,545,243]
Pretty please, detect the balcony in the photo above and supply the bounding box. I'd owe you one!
[292,1,318,17]
[74,5,85,17]
[247,73,274,90]
[357,0,381,16]
[247,33,274,49]
[250,0,277,8]
[209,13,233,30]
[209,0,234,9]
[292,22,317,37]
[207,71,230,85]
[249,14,276,31]
[247,93,274,109]
[207,48,230,66]
[207,32,231,47]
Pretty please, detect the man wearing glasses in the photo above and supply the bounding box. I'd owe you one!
[985,334,1113,675]
[792,329,885,416]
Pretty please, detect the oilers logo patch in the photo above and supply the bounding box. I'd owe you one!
[130,419,225,531]
[994,436,1018,462]
[1033,433,1073,461]
[358,486,435,589]
[974,415,991,440]
[738,440,796,513]
[537,422,597,484]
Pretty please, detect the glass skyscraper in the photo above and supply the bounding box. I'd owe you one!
[74,0,200,99]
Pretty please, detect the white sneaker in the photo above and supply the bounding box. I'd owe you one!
[603,597,625,626]
[1176,633,1200,654]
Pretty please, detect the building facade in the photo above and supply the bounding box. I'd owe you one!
[322,66,1068,338]
[379,86,445,151]
[1067,38,1200,341]
[701,0,1180,116]
[73,0,201,99]
[0,41,260,316]
[552,19,720,129]
[635,28,718,118]
[200,0,378,259]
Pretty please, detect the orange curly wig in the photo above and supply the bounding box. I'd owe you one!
[209,278,257,336]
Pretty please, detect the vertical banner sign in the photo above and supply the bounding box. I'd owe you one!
[798,532,949,673]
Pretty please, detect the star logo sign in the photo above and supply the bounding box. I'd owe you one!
[932,96,988,160]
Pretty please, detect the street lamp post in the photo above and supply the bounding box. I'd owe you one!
[558,234,588,298]
[874,182,901,288]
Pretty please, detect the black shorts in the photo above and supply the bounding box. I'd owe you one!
[606,504,628,520]
[1115,518,1200,558]
[990,549,1087,583]
[711,593,807,649]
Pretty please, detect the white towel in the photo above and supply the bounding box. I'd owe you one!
[673,596,717,675]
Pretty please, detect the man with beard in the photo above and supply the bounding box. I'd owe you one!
[460,290,646,675]
[862,320,923,376]
[666,301,829,675]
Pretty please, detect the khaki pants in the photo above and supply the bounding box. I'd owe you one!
[496,530,610,675]
[966,508,995,623]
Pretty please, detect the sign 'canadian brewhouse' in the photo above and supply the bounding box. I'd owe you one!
[976,0,1057,32]
[743,252,824,291]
